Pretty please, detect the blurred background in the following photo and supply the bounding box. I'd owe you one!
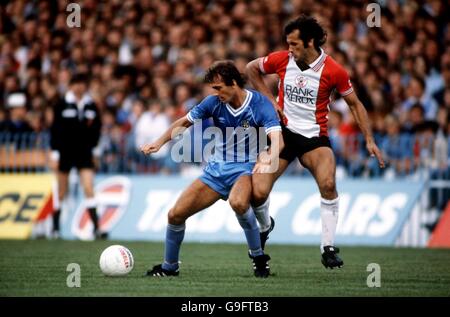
[0,0,449,246]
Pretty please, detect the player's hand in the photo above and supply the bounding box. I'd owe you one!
[253,162,273,174]
[366,140,385,168]
[257,150,271,164]
[253,151,272,173]
[48,150,59,171]
[140,142,161,155]
[92,147,101,171]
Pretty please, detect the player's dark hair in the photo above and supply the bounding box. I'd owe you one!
[204,60,246,88]
[70,73,89,85]
[284,15,327,51]
[410,75,425,90]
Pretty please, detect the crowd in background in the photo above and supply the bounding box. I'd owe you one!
[0,0,449,181]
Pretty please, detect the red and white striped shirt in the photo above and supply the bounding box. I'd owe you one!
[259,49,353,138]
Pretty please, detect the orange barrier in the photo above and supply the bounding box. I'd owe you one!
[428,201,450,248]
[0,146,49,169]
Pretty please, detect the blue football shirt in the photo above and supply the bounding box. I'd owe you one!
[187,89,281,163]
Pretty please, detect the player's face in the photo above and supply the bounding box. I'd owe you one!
[71,82,88,97]
[286,29,308,62]
[210,80,236,104]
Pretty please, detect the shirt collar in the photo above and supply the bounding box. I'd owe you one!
[65,91,92,107]
[308,48,327,72]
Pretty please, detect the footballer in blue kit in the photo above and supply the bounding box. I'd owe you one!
[187,87,281,199]
[141,61,283,278]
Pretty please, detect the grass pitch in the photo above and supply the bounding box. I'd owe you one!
[1,240,449,297]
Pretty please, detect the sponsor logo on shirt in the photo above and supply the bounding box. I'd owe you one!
[285,84,315,105]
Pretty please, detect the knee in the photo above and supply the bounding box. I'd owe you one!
[58,188,67,201]
[84,187,94,198]
[167,208,186,225]
[229,198,250,215]
[252,186,270,207]
[319,178,337,198]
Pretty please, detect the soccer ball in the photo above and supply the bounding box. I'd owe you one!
[99,245,134,276]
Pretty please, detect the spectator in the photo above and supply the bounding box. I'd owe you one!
[0,0,448,178]
[0,92,32,134]
[134,100,172,173]
[381,114,414,177]
[401,75,439,120]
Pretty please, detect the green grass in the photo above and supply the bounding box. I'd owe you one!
[1,240,449,297]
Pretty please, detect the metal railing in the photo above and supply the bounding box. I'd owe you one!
[1,131,449,178]
[0,132,51,173]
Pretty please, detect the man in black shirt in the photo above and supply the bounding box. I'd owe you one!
[50,73,107,239]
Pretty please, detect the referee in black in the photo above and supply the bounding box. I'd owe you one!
[50,73,107,239]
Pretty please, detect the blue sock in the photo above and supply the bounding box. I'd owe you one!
[236,209,263,257]
[162,223,185,271]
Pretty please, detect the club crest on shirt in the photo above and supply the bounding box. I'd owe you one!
[240,120,250,130]
[295,75,308,88]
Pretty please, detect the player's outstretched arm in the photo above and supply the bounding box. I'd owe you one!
[343,92,385,168]
[246,59,284,120]
[140,115,192,155]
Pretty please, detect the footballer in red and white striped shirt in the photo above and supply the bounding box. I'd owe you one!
[246,15,385,269]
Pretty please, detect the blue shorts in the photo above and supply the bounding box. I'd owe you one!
[199,161,255,199]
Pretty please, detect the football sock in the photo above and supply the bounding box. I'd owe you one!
[162,223,185,271]
[252,197,271,232]
[88,208,99,231]
[86,198,99,232]
[52,209,61,232]
[320,196,339,254]
[236,209,263,257]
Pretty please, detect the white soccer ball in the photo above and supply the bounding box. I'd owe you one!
[99,245,134,276]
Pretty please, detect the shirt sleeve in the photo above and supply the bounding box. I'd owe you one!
[334,66,354,96]
[259,51,290,75]
[49,100,64,151]
[257,96,282,135]
[89,103,102,148]
[186,95,216,123]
